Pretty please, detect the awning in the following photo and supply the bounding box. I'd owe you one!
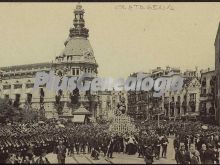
[73,115,85,123]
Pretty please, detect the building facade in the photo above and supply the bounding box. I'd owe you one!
[199,68,216,123]
[127,66,201,121]
[0,4,101,121]
[215,22,220,125]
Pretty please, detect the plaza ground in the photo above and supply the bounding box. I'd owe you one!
[44,137,176,164]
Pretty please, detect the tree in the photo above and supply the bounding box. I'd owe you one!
[54,89,64,115]
[0,98,22,123]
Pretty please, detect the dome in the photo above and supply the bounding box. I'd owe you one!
[64,37,93,56]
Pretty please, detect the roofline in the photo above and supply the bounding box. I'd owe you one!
[201,70,215,75]
[214,22,220,46]
[0,62,52,70]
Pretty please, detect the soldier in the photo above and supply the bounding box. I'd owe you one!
[154,137,161,160]
[91,145,100,160]
[87,136,92,154]
[80,136,86,154]
[75,138,80,154]
[35,149,50,164]
[56,140,67,164]
[67,136,74,156]
[0,144,6,163]
[2,141,9,163]
[138,138,144,158]
[5,153,18,164]
[26,142,34,161]
[107,136,114,158]
[175,143,190,164]
[161,135,169,158]
[144,145,154,164]
[101,137,108,157]
[174,135,180,152]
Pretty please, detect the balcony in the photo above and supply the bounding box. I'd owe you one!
[164,98,169,105]
[201,81,206,87]
[200,93,207,97]
[189,101,196,107]
[176,101,180,108]
[170,101,175,107]
[207,93,214,100]
[182,101,187,108]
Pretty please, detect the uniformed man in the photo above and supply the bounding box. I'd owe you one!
[107,136,114,158]
[56,140,67,164]
[75,138,80,154]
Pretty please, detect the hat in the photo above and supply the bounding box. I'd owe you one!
[180,143,185,147]
[207,143,213,148]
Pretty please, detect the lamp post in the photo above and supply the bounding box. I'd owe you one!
[155,107,161,127]
[184,112,189,130]
[157,113,160,127]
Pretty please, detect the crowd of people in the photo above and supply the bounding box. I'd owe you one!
[0,118,220,164]
[0,120,113,163]
[0,119,143,164]
[135,120,220,164]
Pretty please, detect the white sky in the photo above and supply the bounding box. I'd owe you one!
[0,2,219,78]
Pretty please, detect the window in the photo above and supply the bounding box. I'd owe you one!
[57,70,63,76]
[39,84,46,88]
[177,96,181,102]
[15,94,20,102]
[76,68,80,75]
[14,84,22,89]
[72,68,76,75]
[72,68,80,76]
[190,93,196,101]
[202,78,206,86]
[26,83,34,88]
[3,85,11,90]
[27,93,32,103]
[4,94,9,99]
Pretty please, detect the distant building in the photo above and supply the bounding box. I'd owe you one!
[199,68,216,123]
[127,66,201,121]
[215,22,220,125]
[127,72,153,120]
[163,68,201,120]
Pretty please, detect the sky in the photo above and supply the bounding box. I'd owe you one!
[0,2,219,78]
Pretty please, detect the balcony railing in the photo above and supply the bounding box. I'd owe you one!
[200,93,207,97]
[176,101,180,107]
[189,101,195,107]
[201,81,206,86]
[182,101,187,107]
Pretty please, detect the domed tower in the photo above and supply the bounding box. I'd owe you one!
[52,4,99,120]
[54,4,98,77]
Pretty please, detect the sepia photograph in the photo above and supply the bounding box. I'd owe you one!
[0,2,220,164]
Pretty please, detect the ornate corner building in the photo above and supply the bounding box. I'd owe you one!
[127,67,201,121]
[0,4,100,121]
[215,22,220,125]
